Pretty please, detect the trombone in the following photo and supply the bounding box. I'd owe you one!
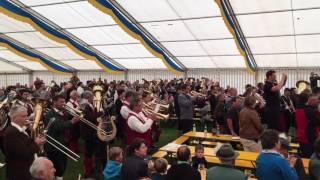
[63,105,108,137]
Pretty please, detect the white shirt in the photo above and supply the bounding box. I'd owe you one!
[120,101,130,120]
[127,111,153,134]
[54,108,64,116]
[11,122,28,137]
[66,99,79,109]
[77,86,84,95]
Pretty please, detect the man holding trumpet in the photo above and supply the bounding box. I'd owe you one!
[127,97,157,148]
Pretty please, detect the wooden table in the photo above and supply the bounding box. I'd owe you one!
[184,131,299,149]
[199,169,256,180]
[160,144,309,169]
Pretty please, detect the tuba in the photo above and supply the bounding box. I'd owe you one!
[296,80,311,94]
[93,85,117,142]
[31,98,80,161]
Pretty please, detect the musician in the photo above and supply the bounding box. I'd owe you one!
[174,85,182,132]
[120,90,136,121]
[115,89,125,141]
[280,88,295,133]
[79,91,106,178]
[3,105,45,180]
[226,96,242,136]
[225,88,238,111]
[178,84,196,133]
[296,94,320,158]
[16,88,33,116]
[127,97,156,148]
[263,70,287,130]
[43,95,80,180]
[66,90,80,153]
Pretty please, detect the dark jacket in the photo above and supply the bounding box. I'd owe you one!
[166,162,201,180]
[152,172,166,180]
[206,164,247,180]
[3,125,39,180]
[115,98,124,138]
[43,109,73,153]
[178,93,194,120]
[191,156,208,169]
[80,103,100,140]
[121,155,149,180]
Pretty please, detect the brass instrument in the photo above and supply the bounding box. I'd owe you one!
[0,96,9,131]
[63,105,108,138]
[296,80,311,94]
[142,108,169,120]
[190,91,206,97]
[143,101,169,113]
[31,99,80,161]
[253,93,266,107]
[281,96,295,114]
[93,85,117,142]
[46,81,56,92]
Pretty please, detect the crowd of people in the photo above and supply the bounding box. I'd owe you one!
[0,69,319,180]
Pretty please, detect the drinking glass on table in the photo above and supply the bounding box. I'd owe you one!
[198,163,205,170]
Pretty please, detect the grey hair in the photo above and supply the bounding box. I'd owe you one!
[29,157,48,178]
[81,91,94,99]
[70,90,78,97]
[9,105,27,119]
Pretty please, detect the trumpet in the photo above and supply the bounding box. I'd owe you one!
[190,91,206,97]
[142,108,169,120]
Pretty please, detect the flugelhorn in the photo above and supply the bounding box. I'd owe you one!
[190,91,206,97]
[143,108,169,120]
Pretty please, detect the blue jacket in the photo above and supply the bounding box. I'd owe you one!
[256,151,298,180]
[103,160,122,180]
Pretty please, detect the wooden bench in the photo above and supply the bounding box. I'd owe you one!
[152,151,167,158]
[172,135,189,144]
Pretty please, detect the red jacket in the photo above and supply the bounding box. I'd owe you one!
[296,108,309,144]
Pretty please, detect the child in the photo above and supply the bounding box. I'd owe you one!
[192,144,208,169]
[103,147,123,180]
[151,158,168,180]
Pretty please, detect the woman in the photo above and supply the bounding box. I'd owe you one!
[121,138,150,180]
[239,96,263,152]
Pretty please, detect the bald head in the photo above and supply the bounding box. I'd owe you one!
[30,157,55,180]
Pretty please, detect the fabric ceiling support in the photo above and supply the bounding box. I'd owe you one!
[88,0,185,75]
[0,0,124,74]
[215,0,258,73]
[0,36,72,75]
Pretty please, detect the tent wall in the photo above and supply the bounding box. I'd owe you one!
[0,68,319,93]
[127,70,180,82]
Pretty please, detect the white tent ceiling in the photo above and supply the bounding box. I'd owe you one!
[0,0,319,73]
